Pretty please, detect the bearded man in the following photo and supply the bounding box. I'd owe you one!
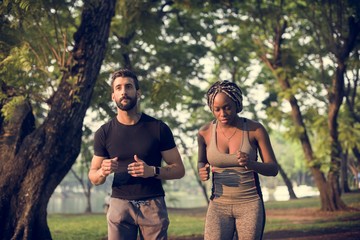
[88,68,185,240]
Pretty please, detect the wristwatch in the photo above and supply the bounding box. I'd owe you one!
[154,166,160,177]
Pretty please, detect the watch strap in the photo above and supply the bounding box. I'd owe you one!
[153,166,160,177]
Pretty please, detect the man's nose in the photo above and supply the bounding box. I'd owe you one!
[120,88,127,96]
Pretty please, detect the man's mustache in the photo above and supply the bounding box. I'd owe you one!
[120,96,131,101]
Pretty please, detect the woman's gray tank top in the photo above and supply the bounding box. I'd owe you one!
[206,118,261,203]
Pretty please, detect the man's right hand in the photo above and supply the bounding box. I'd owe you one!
[100,157,118,177]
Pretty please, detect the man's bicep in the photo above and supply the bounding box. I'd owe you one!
[161,147,182,166]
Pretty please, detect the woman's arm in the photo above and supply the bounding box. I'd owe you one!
[239,122,278,176]
[198,128,210,181]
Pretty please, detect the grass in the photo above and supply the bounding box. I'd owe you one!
[166,214,205,237]
[49,214,107,240]
[48,211,205,239]
[48,191,360,239]
[264,190,360,210]
[264,191,360,237]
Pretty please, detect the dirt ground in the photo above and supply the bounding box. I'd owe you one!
[168,204,360,240]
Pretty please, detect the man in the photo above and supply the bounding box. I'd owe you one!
[88,68,185,240]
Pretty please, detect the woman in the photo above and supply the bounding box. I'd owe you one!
[198,80,278,240]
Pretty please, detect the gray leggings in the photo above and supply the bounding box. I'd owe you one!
[204,199,265,240]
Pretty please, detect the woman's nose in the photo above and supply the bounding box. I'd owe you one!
[220,110,227,117]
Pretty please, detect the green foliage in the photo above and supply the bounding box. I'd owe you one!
[0,0,79,125]
[102,0,360,191]
[1,43,35,87]
[150,74,182,110]
[338,106,360,151]
[0,0,39,19]
[270,132,307,182]
[2,0,359,216]
[1,96,25,121]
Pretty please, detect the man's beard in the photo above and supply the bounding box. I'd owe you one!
[116,96,137,111]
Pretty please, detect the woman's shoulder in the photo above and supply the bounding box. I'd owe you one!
[242,118,267,134]
[198,121,214,144]
[243,117,263,127]
[198,121,214,134]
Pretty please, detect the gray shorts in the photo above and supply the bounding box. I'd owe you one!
[107,196,169,240]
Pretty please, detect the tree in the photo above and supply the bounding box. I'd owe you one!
[0,0,116,239]
[297,0,359,209]
[70,125,94,213]
[93,0,212,204]
[248,0,359,210]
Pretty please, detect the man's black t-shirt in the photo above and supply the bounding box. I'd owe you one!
[93,113,176,200]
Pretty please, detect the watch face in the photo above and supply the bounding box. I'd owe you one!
[156,167,160,175]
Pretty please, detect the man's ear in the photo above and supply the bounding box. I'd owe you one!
[137,90,142,100]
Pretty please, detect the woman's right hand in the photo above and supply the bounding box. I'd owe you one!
[198,163,210,181]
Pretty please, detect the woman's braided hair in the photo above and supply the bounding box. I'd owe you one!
[206,80,243,113]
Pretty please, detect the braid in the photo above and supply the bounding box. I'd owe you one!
[206,80,243,113]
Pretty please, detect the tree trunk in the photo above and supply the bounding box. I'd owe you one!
[325,16,359,209]
[85,189,92,214]
[353,147,360,166]
[282,76,340,211]
[0,1,116,239]
[259,19,346,211]
[278,164,297,199]
[341,152,351,193]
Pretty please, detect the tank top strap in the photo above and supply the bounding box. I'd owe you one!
[244,118,250,143]
[243,118,248,133]
[211,120,217,142]
[239,118,250,152]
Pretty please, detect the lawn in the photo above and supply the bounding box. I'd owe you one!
[48,191,360,240]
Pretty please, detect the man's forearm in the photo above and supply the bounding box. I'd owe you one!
[89,169,107,185]
[156,164,185,180]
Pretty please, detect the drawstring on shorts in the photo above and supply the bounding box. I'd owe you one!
[129,200,150,208]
